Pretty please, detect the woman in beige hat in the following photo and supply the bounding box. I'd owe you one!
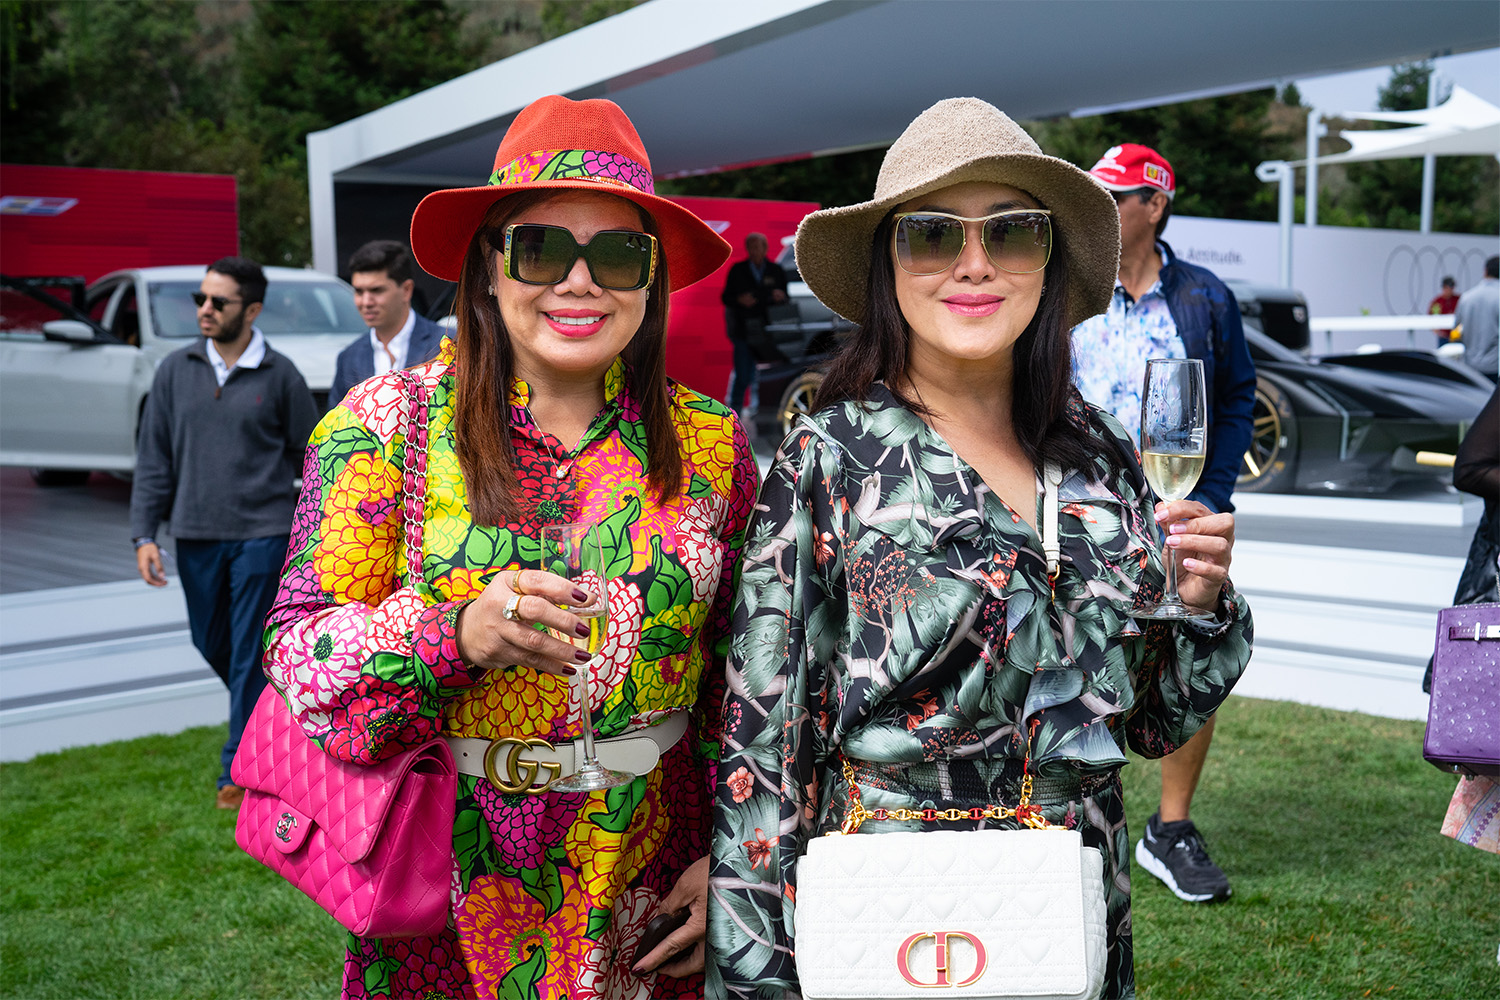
[706,98,1253,999]
[262,95,756,999]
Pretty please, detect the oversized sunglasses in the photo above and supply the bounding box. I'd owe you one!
[891,209,1053,276]
[191,291,244,311]
[488,223,659,291]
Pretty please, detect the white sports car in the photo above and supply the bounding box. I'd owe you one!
[0,266,363,483]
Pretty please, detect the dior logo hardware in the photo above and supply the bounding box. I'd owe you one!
[895,930,989,989]
[274,811,298,843]
[482,736,563,794]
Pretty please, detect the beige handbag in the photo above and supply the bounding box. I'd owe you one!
[794,465,1108,1000]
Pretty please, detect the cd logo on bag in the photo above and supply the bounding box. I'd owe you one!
[896,931,988,988]
[275,812,298,842]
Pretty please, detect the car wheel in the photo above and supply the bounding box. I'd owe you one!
[778,371,824,437]
[30,469,90,487]
[1237,377,1298,492]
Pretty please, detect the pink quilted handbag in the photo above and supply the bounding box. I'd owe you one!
[232,372,455,938]
[232,686,456,938]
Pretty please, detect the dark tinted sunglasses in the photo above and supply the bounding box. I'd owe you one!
[191,291,244,311]
[891,210,1052,276]
[488,223,659,291]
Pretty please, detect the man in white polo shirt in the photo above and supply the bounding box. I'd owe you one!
[329,240,446,406]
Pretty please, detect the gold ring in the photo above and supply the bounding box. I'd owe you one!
[502,594,524,623]
[510,568,526,595]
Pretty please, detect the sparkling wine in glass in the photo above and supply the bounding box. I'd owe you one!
[1133,358,1214,622]
[540,522,633,792]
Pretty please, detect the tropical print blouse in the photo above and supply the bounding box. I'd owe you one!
[264,339,758,1000]
[706,385,1253,999]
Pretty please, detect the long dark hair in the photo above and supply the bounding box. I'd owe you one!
[452,192,681,526]
[815,209,1118,478]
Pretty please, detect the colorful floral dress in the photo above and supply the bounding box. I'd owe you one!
[706,385,1254,1000]
[264,340,757,999]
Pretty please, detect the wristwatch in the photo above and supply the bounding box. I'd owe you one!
[132,536,155,550]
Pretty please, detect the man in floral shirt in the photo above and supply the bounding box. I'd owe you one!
[1071,143,1256,906]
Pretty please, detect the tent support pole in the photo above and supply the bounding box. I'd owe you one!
[1420,73,1440,233]
[1256,161,1295,288]
[1306,110,1320,228]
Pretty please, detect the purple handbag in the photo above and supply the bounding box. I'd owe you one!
[1423,602,1500,777]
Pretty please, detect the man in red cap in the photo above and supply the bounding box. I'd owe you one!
[1072,143,1256,905]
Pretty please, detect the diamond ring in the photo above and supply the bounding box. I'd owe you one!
[502,594,524,623]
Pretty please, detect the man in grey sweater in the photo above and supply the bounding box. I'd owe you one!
[130,256,318,808]
[1456,255,1499,383]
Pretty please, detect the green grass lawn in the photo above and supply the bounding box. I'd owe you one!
[2,696,1496,999]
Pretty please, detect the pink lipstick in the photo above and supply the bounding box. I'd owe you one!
[942,294,1004,317]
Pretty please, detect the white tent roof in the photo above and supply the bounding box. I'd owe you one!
[1293,86,1500,166]
[306,0,1500,273]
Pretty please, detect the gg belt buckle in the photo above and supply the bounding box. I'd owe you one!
[482,736,563,794]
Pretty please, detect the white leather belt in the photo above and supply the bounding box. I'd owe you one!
[446,711,690,794]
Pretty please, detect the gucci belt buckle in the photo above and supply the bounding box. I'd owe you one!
[482,736,563,794]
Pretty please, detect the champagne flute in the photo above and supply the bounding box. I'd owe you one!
[1132,358,1214,622]
[540,522,633,792]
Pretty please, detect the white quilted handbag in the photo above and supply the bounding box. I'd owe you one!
[794,466,1107,999]
[795,826,1107,999]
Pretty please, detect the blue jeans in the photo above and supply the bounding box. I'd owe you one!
[176,535,288,788]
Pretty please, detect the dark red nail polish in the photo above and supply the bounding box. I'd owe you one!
[573,588,589,603]
[563,665,579,675]
[573,650,591,663]
[575,622,591,638]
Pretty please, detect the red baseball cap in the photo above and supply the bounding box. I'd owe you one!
[1088,144,1175,199]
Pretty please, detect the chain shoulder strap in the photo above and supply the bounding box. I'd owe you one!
[398,372,429,587]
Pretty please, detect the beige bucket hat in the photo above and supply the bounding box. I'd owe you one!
[795,97,1120,329]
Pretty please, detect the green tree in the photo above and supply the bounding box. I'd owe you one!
[233,0,485,264]
[1026,89,1292,224]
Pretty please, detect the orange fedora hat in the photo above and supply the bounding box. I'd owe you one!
[410,95,729,291]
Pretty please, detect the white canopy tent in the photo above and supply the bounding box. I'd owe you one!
[1258,85,1500,286]
[1304,86,1500,165]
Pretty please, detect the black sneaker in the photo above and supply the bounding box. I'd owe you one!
[1134,812,1231,903]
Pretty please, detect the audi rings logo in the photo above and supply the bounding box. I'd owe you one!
[1383,244,1488,314]
[274,811,298,843]
[895,930,989,989]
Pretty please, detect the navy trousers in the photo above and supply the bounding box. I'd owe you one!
[176,535,288,788]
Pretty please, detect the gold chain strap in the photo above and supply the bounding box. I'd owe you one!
[837,719,1063,835]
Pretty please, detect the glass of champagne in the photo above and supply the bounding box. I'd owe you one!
[1132,358,1214,622]
[540,522,633,792]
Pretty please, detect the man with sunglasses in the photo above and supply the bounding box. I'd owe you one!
[329,240,446,406]
[1070,143,1256,906]
[130,256,318,810]
[720,232,789,424]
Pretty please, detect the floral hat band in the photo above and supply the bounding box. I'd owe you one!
[490,149,656,195]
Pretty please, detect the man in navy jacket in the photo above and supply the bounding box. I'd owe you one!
[1071,143,1256,906]
[329,240,446,406]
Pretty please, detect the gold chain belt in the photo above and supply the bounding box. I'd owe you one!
[838,718,1065,835]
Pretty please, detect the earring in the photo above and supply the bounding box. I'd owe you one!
[488,284,495,295]
[1040,284,1047,295]
[644,288,651,301]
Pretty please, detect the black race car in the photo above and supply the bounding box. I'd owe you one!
[1230,283,1489,494]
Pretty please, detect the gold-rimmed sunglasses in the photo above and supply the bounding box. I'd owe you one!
[891,209,1053,276]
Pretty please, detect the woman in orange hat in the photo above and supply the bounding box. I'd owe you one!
[262,95,754,999]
